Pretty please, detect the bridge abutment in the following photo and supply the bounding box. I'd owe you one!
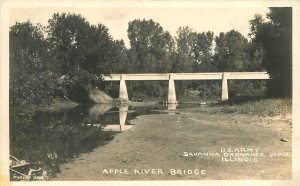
[168,73,177,104]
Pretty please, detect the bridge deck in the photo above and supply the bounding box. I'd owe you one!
[102,72,270,81]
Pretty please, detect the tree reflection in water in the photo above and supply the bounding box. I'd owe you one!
[9,104,122,180]
[9,103,182,180]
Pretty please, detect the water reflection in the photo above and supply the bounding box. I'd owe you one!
[162,103,177,114]
[85,104,132,131]
[119,105,128,125]
[88,104,113,121]
[10,104,128,180]
[9,103,199,180]
[9,104,162,180]
[99,105,133,132]
[167,104,177,112]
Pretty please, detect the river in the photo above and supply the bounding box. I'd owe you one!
[9,103,200,180]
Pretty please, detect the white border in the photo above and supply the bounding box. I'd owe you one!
[1,1,300,186]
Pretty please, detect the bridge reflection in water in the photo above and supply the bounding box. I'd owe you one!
[168,104,177,110]
[101,105,133,132]
[99,103,178,131]
[10,103,183,180]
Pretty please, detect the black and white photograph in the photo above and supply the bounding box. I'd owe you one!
[0,0,299,185]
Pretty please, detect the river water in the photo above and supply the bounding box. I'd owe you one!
[9,103,201,180]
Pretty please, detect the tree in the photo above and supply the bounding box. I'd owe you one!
[249,8,292,97]
[214,30,251,72]
[172,26,196,72]
[193,31,215,72]
[173,27,215,73]
[47,13,91,74]
[127,19,174,72]
[47,13,122,102]
[10,21,56,105]
[172,27,217,99]
[214,30,266,97]
[110,40,129,73]
[126,19,174,100]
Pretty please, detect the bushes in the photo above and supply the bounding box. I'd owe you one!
[223,98,292,117]
[9,22,57,106]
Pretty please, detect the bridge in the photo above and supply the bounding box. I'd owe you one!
[103,72,270,103]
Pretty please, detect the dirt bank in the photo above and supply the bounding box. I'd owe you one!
[89,88,114,104]
[53,106,292,180]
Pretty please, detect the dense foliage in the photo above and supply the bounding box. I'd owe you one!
[9,8,291,106]
[249,8,292,98]
[10,22,56,105]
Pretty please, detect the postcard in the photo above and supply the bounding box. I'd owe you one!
[1,0,299,186]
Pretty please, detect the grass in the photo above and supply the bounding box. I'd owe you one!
[233,98,291,117]
[211,97,292,118]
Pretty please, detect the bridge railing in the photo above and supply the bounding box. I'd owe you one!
[102,72,269,81]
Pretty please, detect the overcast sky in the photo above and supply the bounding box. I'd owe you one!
[10,7,270,47]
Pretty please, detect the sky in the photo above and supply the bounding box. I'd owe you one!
[10,7,270,47]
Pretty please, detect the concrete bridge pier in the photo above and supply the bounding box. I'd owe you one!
[221,73,228,101]
[119,74,129,102]
[168,73,177,104]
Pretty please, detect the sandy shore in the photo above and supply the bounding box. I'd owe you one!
[53,106,292,180]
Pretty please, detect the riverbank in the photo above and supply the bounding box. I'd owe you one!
[53,98,292,180]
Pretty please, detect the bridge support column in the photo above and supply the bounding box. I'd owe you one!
[168,73,177,104]
[119,74,129,102]
[221,73,228,101]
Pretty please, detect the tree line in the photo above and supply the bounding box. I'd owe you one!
[9,8,292,106]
